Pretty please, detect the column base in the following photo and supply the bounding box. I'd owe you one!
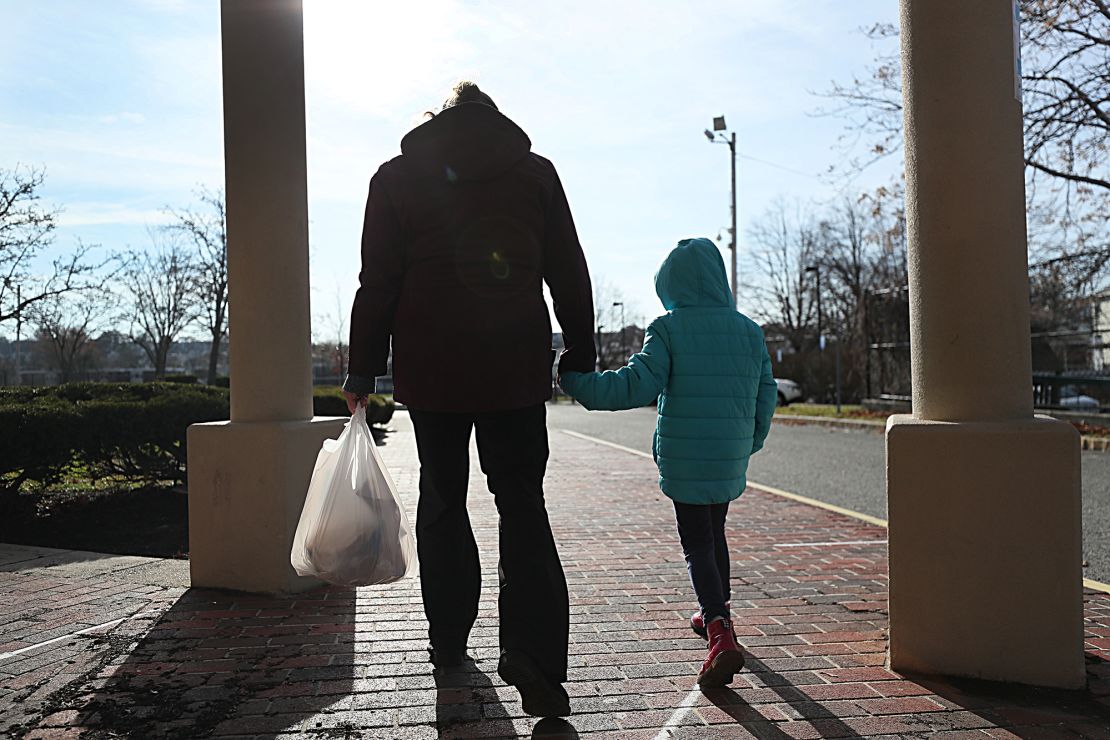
[886,414,1083,689]
[187,416,348,594]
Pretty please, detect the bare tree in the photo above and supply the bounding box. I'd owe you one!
[814,4,1109,192]
[591,277,638,370]
[167,188,228,384]
[29,292,107,382]
[123,234,199,377]
[812,23,904,179]
[1022,0,1110,193]
[747,199,820,352]
[312,283,350,383]
[0,166,101,329]
[814,2,1110,332]
[748,189,910,401]
[816,200,872,396]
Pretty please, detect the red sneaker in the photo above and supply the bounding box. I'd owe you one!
[690,603,732,640]
[690,611,707,639]
[697,618,745,687]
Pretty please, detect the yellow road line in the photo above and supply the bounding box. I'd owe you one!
[745,481,888,528]
[560,428,1110,594]
[1085,578,1110,594]
[560,429,888,528]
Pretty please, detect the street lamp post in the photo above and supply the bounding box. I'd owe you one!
[704,116,737,310]
[613,301,625,360]
[806,264,840,411]
[805,265,822,346]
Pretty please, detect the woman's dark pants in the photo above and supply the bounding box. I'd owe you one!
[673,501,731,622]
[408,404,569,683]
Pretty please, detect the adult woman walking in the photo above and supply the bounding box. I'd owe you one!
[343,82,595,718]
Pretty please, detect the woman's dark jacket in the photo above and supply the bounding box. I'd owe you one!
[344,102,596,412]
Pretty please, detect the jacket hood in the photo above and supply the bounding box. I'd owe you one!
[654,237,733,310]
[400,102,531,183]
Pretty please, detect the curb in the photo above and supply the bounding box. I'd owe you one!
[1083,436,1110,452]
[775,415,1110,452]
[773,414,886,434]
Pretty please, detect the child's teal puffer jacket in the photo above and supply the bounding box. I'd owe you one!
[560,238,777,505]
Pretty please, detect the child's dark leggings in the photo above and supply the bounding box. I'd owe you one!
[673,501,731,622]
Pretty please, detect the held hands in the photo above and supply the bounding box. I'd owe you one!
[343,390,368,415]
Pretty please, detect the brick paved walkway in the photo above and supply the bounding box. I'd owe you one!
[3,410,1110,739]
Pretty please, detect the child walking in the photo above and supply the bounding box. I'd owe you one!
[559,237,777,687]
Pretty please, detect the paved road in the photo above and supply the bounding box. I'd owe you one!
[546,402,1110,584]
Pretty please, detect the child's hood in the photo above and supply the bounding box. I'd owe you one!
[654,237,733,310]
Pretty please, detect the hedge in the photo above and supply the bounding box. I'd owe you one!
[161,374,199,384]
[0,383,394,495]
[312,385,394,425]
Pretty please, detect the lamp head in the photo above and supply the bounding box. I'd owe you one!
[703,129,714,142]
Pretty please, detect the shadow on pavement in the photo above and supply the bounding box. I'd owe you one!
[70,586,357,739]
[433,656,510,737]
[432,656,579,739]
[532,716,579,738]
[704,655,862,739]
[904,664,1110,733]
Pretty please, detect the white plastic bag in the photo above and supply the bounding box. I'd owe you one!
[291,406,418,586]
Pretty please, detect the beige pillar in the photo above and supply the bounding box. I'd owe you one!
[187,0,345,594]
[887,0,1083,688]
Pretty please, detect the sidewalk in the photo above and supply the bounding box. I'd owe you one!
[2,411,1109,739]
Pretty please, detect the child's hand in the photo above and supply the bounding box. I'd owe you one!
[556,371,581,398]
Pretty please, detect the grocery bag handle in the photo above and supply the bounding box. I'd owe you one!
[349,404,373,444]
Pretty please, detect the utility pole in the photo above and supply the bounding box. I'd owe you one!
[806,265,823,347]
[728,131,737,310]
[613,301,625,360]
[705,117,738,310]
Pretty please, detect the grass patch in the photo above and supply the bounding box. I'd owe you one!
[775,404,887,420]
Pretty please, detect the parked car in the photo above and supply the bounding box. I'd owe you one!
[1059,385,1099,410]
[775,378,803,406]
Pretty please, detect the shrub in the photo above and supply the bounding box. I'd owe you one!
[0,383,229,494]
[1,383,396,496]
[0,396,83,495]
[159,374,199,384]
[312,386,394,425]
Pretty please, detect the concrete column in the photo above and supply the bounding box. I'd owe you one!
[222,0,313,423]
[887,0,1083,688]
[187,0,346,594]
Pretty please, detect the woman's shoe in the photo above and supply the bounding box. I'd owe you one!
[697,618,745,688]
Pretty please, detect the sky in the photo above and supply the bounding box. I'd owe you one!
[1,0,902,341]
